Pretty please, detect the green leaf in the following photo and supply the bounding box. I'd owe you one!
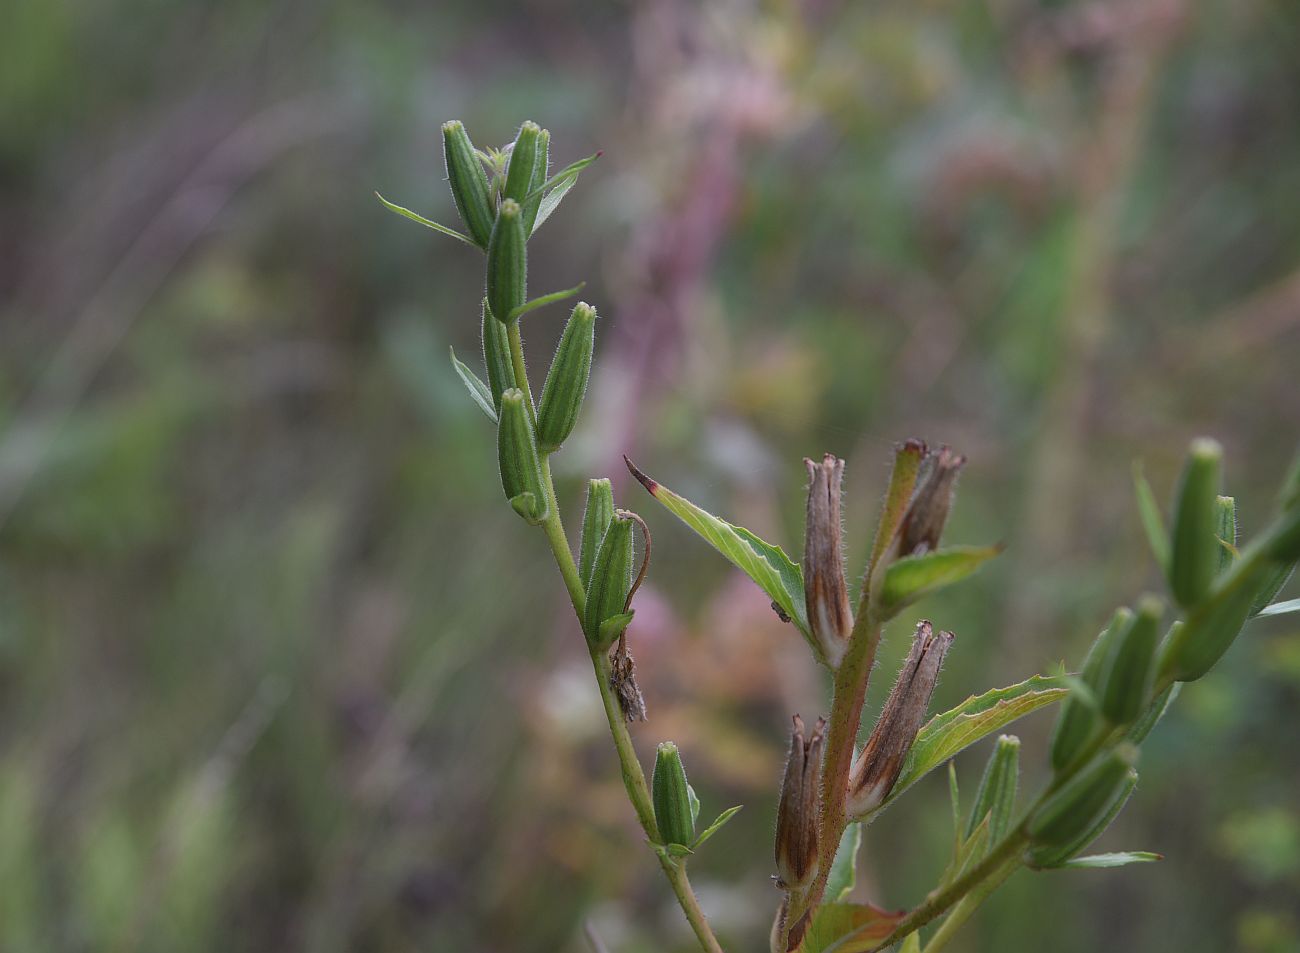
[1133,462,1170,570]
[1254,597,1300,618]
[939,815,990,889]
[626,459,813,649]
[869,676,1068,815]
[375,192,476,246]
[664,842,693,857]
[595,612,635,652]
[533,174,576,232]
[507,282,586,322]
[879,545,1002,613]
[448,347,497,422]
[826,822,863,903]
[691,805,742,850]
[899,935,921,953]
[948,761,961,851]
[688,784,701,826]
[1056,851,1162,869]
[524,151,602,205]
[798,902,906,953]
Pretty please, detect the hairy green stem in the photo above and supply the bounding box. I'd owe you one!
[920,855,1021,953]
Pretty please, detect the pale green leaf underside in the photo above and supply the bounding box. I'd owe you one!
[375,193,476,246]
[1255,597,1300,617]
[1133,462,1170,570]
[826,822,863,903]
[642,477,810,639]
[1057,851,1162,869]
[533,174,576,231]
[869,675,1068,815]
[449,346,497,422]
[880,545,1001,612]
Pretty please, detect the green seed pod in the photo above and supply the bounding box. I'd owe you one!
[481,298,515,409]
[496,388,547,524]
[1168,438,1223,608]
[487,199,527,324]
[1214,496,1237,575]
[966,735,1020,844]
[535,303,597,452]
[503,122,542,206]
[1098,595,1162,726]
[578,478,615,589]
[584,514,635,643]
[1050,607,1132,773]
[442,121,494,249]
[1026,768,1138,868]
[1029,744,1138,849]
[1160,558,1274,681]
[652,742,696,847]
[522,127,549,236]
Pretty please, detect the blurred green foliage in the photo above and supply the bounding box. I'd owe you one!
[0,0,1297,951]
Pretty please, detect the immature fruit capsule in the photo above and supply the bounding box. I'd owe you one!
[502,122,542,207]
[481,298,515,409]
[583,513,635,642]
[522,127,549,236]
[535,303,597,452]
[1097,596,1162,726]
[1026,767,1139,868]
[1168,438,1223,608]
[652,742,696,847]
[1029,744,1139,849]
[1050,607,1132,773]
[967,735,1020,844]
[487,199,527,324]
[578,478,615,589]
[1160,558,1274,681]
[775,715,825,889]
[442,121,494,249]
[496,388,548,524]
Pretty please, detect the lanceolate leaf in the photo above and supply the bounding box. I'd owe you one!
[1133,462,1170,570]
[1254,597,1300,618]
[797,902,906,953]
[375,193,476,246]
[691,805,742,850]
[625,458,812,645]
[879,545,1002,613]
[1056,851,1162,869]
[507,282,586,322]
[869,675,1068,814]
[449,347,497,422]
[533,174,577,232]
[826,822,863,903]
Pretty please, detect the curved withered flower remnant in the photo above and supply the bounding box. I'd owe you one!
[804,454,853,665]
[775,714,826,891]
[896,446,966,557]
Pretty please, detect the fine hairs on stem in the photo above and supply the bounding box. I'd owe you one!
[385,120,1300,953]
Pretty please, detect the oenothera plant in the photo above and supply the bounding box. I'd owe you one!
[384,120,1300,953]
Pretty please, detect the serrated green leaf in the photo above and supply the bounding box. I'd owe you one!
[448,347,497,422]
[867,676,1068,815]
[507,282,586,322]
[826,822,863,903]
[880,545,1001,613]
[797,902,906,953]
[1133,462,1170,570]
[626,460,814,650]
[1254,597,1300,618]
[375,192,476,246]
[1056,851,1162,869]
[691,805,742,850]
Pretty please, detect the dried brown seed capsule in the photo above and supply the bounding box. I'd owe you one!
[896,446,965,557]
[848,621,954,816]
[804,454,853,666]
[774,715,826,890]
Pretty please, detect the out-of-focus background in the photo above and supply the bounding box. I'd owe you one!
[2,0,1299,951]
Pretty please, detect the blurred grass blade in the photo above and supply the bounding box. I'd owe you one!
[1250,564,1295,617]
[1133,462,1170,569]
[1253,597,1300,617]
[449,347,497,422]
[1057,851,1162,869]
[375,193,476,246]
[879,545,1002,614]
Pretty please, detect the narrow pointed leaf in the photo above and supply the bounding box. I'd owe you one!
[826,822,863,903]
[533,174,577,232]
[375,193,476,246]
[691,805,742,850]
[1133,462,1170,569]
[870,676,1068,814]
[1056,851,1162,869]
[879,545,1002,613]
[524,151,602,205]
[626,458,811,644]
[1254,597,1300,618]
[448,347,497,422]
[507,282,587,322]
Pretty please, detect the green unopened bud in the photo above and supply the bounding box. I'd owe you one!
[487,199,527,324]
[496,388,547,524]
[584,513,635,643]
[535,303,596,452]
[522,127,549,236]
[652,742,696,847]
[966,735,1020,844]
[1050,607,1132,773]
[1169,438,1222,608]
[1029,744,1138,849]
[579,478,615,589]
[481,298,515,409]
[1026,767,1138,868]
[1160,558,1273,681]
[442,121,494,249]
[503,122,542,208]
[1214,496,1237,575]
[1098,596,1162,726]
